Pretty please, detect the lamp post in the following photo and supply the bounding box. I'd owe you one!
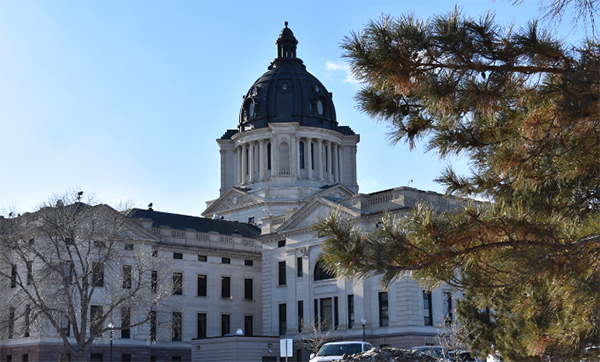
[108,322,114,362]
[361,318,366,342]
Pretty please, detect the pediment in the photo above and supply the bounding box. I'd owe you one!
[277,196,361,233]
[310,184,355,201]
[202,188,263,217]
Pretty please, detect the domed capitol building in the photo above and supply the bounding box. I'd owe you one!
[0,23,463,362]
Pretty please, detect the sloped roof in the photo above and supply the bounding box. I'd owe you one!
[127,209,261,238]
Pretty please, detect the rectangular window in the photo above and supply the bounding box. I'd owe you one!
[320,298,333,330]
[150,311,157,342]
[423,291,433,326]
[63,262,73,285]
[151,250,158,257]
[197,313,207,339]
[299,141,305,169]
[151,270,157,294]
[122,265,132,289]
[173,273,183,295]
[60,354,70,362]
[221,276,231,298]
[26,261,33,285]
[277,240,286,247]
[378,292,389,327]
[197,275,207,297]
[8,307,14,339]
[172,358,181,362]
[244,279,253,300]
[61,316,70,337]
[121,307,131,339]
[173,253,183,259]
[122,355,131,362]
[297,257,303,277]
[348,295,355,329]
[244,315,253,336]
[297,300,304,333]
[244,259,253,266]
[278,303,287,335]
[6,356,11,362]
[297,350,303,362]
[90,305,103,333]
[10,264,16,288]
[221,257,230,264]
[198,255,207,262]
[221,314,230,336]
[90,354,102,362]
[92,262,104,287]
[443,291,453,326]
[22,355,28,362]
[314,299,319,328]
[24,305,30,337]
[124,243,134,251]
[334,296,339,329]
[278,261,286,286]
[172,312,182,341]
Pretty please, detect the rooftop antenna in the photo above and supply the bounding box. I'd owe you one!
[77,191,83,202]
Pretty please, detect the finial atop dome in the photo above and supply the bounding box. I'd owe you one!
[276,21,298,59]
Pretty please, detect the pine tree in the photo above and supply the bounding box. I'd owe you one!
[313,8,599,360]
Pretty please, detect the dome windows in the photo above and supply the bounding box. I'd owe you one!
[317,100,324,115]
[248,102,255,118]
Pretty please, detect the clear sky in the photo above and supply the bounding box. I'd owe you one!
[0,0,586,216]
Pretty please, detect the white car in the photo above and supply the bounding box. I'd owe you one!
[309,341,373,362]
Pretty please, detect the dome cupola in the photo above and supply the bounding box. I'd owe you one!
[239,22,338,132]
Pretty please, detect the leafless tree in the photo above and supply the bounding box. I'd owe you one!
[0,192,172,361]
[435,318,481,361]
[297,318,338,356]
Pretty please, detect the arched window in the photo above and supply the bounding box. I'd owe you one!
[279,142,290,172]
[314,260,335,281]
[299,142,305,169]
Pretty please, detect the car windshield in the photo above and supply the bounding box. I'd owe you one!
[317,344,363,356]
[413,347,447,359]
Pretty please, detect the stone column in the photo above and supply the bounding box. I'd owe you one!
[259,139,266,181]
[338,144,344,185]
[317,139,324,180]
[235,146,241,185]
[249,143,253,182]
[327,141,333,182]
[307,137,313,179]
[241,144,247,184]
[272,138,278,176]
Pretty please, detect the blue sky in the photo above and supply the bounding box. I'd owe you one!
[0,0,586,216]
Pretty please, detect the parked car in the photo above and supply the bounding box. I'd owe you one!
[449,350,480,362]
[309,341,374,362]
[412,346,451,361]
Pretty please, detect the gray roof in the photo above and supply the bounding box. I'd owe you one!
[127,208,261,238]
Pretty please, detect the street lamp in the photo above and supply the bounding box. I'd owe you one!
[108,322,114,362]
[361,318,366,342]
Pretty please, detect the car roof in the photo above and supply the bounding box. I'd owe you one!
[324,341,370,345]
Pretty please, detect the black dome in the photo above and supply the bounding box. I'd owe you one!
[239,22,337,132]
